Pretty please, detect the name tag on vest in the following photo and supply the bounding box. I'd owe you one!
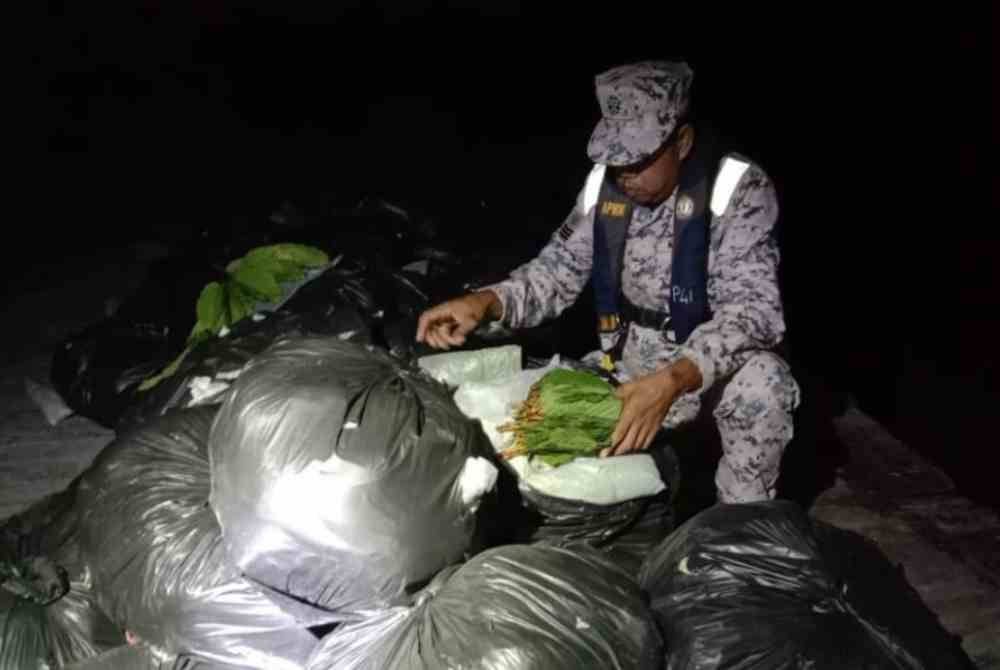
[600,201,628,217]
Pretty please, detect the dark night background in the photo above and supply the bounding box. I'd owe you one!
[22,5,997,506]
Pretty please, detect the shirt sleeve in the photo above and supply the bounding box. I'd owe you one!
[479,181,596,330]
[677,162,787,394]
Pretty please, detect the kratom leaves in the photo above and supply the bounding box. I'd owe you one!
[138,243,329,391]
[498,368,622,467]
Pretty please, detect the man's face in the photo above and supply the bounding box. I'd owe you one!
[608,124,693,206]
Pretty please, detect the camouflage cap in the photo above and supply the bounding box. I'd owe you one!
[587,60,694,166]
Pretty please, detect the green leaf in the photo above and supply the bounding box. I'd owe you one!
[537,452,578,467]
[231,261,283,302]
[140,243,330,391]
[270,261,308,284]
[229,243,329,300]
[225,280,255,326]
[516,369,622,466]
[194,282,226,336]
[243,243,328,272]
[137,345,193,391]
[267,242,330,267]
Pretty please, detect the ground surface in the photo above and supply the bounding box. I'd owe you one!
[2,244,998,668]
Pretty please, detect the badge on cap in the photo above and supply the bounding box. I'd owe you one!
[676,194,695,219]
[606,95,623,116]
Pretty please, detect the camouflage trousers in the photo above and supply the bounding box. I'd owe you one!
[596,331,802,504]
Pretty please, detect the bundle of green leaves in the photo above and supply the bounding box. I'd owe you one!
[138,243,330,391]
[499,368,622,467]
[189,243,330,344]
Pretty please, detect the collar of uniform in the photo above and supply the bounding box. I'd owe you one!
[631,185,678,222]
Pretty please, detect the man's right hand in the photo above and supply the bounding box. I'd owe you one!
[415,290,501,350]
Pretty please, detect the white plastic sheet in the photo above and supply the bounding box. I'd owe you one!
[416,344,522,387]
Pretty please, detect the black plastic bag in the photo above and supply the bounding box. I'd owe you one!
[49,246,227,429]
[208,336,499,619]
[46,238,319,429]
[598,494,676,574]
[638,500,974,670]
[517,485,673,574]
[75,406,317,669]
[50,317,176,428]
[118,292,373,431]
[52,247,416,430]
[0,484,122,669]
[508,436,679,576]
[306,543,663,670]
[280,255,436,364]
[275,196,441,276]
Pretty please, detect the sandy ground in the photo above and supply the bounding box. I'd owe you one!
[1,244,154,517]
[2,244,998,668]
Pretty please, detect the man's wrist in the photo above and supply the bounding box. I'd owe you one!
[658,357,703,396]
[474,290,502,321]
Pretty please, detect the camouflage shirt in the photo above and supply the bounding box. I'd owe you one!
[484,159,786,395]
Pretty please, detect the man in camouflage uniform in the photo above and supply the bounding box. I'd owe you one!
[416,61,800,504]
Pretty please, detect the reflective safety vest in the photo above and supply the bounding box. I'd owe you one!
[587,136,750,370]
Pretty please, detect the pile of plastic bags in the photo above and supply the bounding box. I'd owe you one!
[3,198,974,668]
[8,334,674,668]
[6,328,977,669]
[46,198,575,432]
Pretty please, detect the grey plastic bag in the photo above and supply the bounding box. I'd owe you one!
[208,336,499,619]
[75,406,316,669]
[1,483,123,669]
[63,645,169,670]
[0,596,49,670]
[64,645,239,670]
[306,543,663,670]
[0,585,119,670]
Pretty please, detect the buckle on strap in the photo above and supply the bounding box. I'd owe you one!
[621,297,666,329]
[657,314,678,343]
[597,313,621,333]
[620,297,677,342]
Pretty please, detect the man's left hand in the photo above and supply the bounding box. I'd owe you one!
[600,369,679,457]
[600,358,703,457]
